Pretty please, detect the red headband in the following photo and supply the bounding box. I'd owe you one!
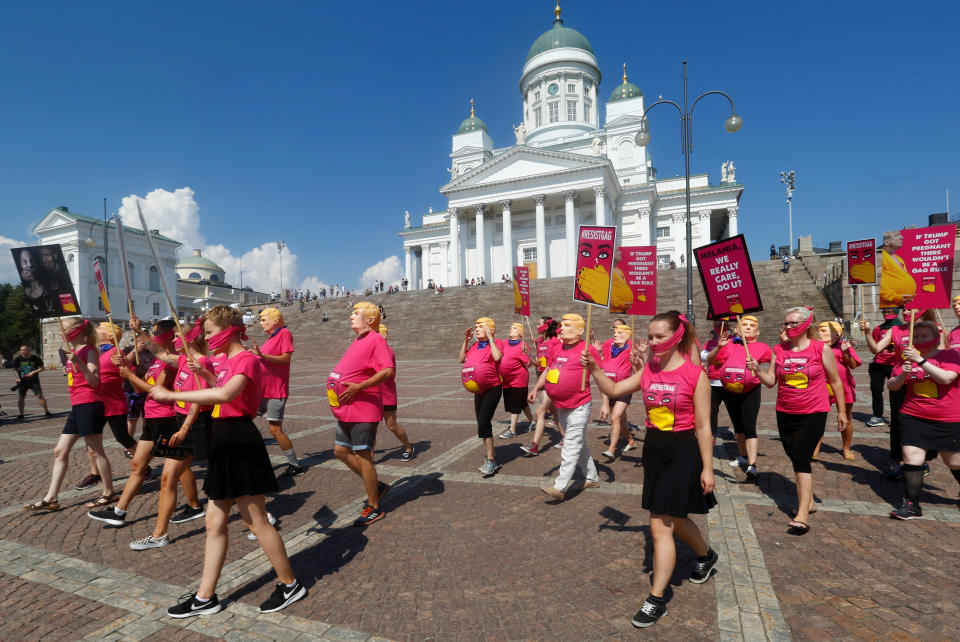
[651,317,686,355]
[64,319,90,341]
[536,320,552,333]
[206,325,248,352]
[786,309,813,339]
[151,327,176,345]
[173,319,204,351]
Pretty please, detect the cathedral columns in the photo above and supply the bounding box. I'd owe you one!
[563,191,576,274]
[421,243,431,287]
[404,247,412,287]
[474,204,487,282]
[594,186,607,226]
[639,208,651,246]
[500,199,513,277]
[534,194,547,279]
[440,241,449,286]
[727,205,739,237]
[448,209,460,285]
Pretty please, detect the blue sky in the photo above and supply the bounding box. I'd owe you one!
[1,1,957,291]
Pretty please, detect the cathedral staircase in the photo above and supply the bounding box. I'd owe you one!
[264,259,834,361]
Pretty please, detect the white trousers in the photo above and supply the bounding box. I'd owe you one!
[553,402,598,491]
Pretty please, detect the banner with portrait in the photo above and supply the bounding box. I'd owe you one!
[693,234,763,319]
[513,266,531,317]
[572,225,617,307]
[10,244,81,318]
[610,246,657,316]
[846,239,877,284]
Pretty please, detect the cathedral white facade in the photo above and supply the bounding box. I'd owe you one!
[399,4,743,288]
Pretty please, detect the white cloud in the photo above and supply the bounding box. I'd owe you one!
[358,255,402,289]
[299,276,331,296]
[0,234,27,285]
[118,188,202,250]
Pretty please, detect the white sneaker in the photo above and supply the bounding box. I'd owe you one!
[130,534,170,550]
[248,512,278,541]
[728,456,747,468]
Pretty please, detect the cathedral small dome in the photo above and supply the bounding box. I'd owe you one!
[457,99,488,134]
[609,63,642,102]
[526,3,594,62]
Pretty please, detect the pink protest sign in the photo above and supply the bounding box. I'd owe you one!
[610,246,657,316]
[513,266,530,317]
[847,239,877,284]
[573,225,617,307]
[899,225,956,309]
[694,234,763,319]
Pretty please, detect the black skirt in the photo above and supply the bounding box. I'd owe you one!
[642,429,717,518]
[203,417,278,500]
[900,413,960,452]
[175,410,212,461]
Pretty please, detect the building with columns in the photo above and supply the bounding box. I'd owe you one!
[399,3,743,288]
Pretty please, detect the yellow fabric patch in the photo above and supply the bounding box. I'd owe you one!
[327,388,340,407]
[921,283,936,293]
[462,380,480,393]
[67,372,74,387]
[912,380,938,399]
[177,400,186,409]
[212,404,221,418]
[784,372,809,389]
[648,406,675,431]
[850,262,874,283]
[546,368,560,384]
[724,381,744,393]
[729,302,744,314]
[538,356,547,368]
[826,383,834,397]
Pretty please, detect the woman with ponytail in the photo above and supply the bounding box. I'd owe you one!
[583,310,718,628]
[459,317,504,476]
[25,318,116,511]
[748,307,847,535]
[497,322,535,439]
[522,318,563,456]
[150,305,304,617]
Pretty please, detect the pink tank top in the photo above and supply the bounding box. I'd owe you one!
[774,339,829,413]
[717,341,772,394]
[640,358,702,432]
[66,345,101,405]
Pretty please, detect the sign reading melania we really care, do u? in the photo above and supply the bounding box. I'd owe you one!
[693,234,763,319]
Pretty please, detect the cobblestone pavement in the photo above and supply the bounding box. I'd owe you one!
[1,355,959,640]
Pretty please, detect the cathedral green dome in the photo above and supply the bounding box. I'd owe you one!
[458,115,488,134]
[609,64,642,102]
[526,4,594,62]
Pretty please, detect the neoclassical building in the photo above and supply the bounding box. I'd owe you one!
[399,4,743,288]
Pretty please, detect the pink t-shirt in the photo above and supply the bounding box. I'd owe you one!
[871,325,899,366]
[716,341,772,394]
[948,326,960,352]
[381,343,398,406]
[897,350,960,422]
[328,331,394,422]
[703,338,723,380]
[544,341,598,409]
[259,327,294,399]
[536,337,559,371]
[774,340,830,413]
[499,340,531,389]
[461,339,504,394]
[641,358,703,432]
[890,326,912,360]
[143,359,176,419]
[174,354,215,415]
[212,350,262,418]
[600,340,633,382]
[98,345,127,416]
[827,344,860,404]
[66,345,101,405]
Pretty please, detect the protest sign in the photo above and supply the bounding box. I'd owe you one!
[847,239,877,284]
[572,225,617,307]
[899,225,956,309]
[10,244,81,318]
[693,234,762,319]
[513,266,530,316]
[610,246,657,316]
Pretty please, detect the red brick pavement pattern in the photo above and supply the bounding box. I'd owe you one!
[0,571,126,640]
[141,626,217,641]
[750,505,960,640]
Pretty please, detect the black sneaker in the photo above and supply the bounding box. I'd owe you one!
[689,548,719,584]
[890,499,923,520]
[354,505,385,526]
[170,504,206,524]
[280,464,306,478]
[400,446,415,462]
[167,592,222,618]
[88,508,125,527]
[631,597,667,628]
[745,464,758,481]
[75,474,101,490]
[259,579,307,613]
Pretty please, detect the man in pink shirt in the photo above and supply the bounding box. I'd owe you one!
[252,308,303,477]
[328,302,395,526]
[529,313,601,501]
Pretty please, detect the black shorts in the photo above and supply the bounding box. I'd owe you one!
[502,387,529,414]
[383,404,398,412]
[62,402,106,437]
[899,413,960,452]
[721,386,761,439]
[18,379,43,398]
[127,392,147,419]
[142,416,179,443]
[776,411,827,474]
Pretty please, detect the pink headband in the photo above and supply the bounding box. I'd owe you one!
[785,307,813,339]
[151,327,176,345]
[651,317,686,355]
[64,319,90,341]
[173,319,204,351]
[206,325,248,352]
[536,320,552,333]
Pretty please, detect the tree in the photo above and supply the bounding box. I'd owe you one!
[0,284,41,361]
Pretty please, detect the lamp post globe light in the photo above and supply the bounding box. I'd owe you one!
[780,170,796,257]
[635,61,741,321]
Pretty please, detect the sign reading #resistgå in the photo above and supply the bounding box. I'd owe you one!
[513,266,530,317]
[847,239,877,284]
[694,234,763,319]
[573,225,617,307]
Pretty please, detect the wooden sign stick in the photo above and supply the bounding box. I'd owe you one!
[581,306,593,392]
[909,311,915,348]
[737,314,752,360]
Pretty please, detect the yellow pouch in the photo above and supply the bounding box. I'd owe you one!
[67,372,74,387]
[212,404,221,418]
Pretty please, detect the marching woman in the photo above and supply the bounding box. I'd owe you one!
[700,321,727,443]
[497,322,535,439]
[599,323,638,460]
[25,318,116,511]
[886,320,960,519]
[748,307,848,535]
[459,317,504,476]
[522,318,563,456]
[584,311,717,628]
[378,324,415,461]
[813,321,861,460]
[711,316,772,480]
[151,305,305,616]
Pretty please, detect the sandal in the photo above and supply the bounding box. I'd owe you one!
[843,451,856,460]
[790,508,818,518]
[787,521,810,536]
[85,494,120,509]
[24,499,60,512]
